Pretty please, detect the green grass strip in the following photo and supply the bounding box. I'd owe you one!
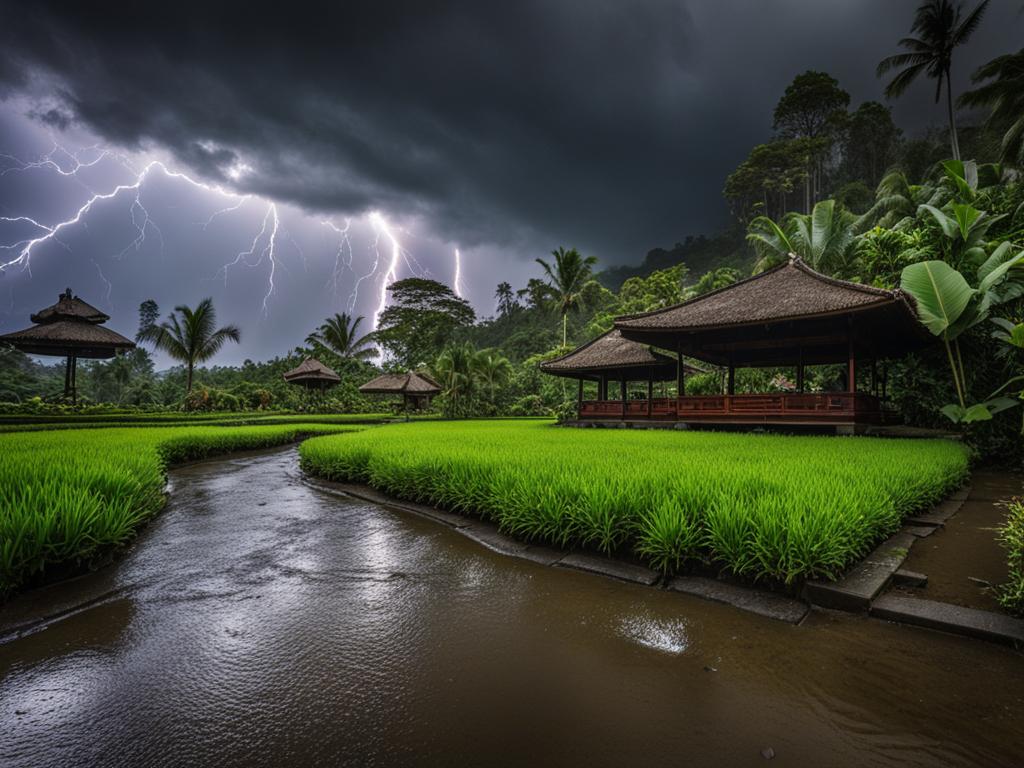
[0,422,363,594]
[300,420,970,585]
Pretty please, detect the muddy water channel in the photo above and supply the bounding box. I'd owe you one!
[2,448,1023,767]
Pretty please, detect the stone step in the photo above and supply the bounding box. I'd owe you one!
[871,595,1024,647]
[892,569,928,588]
[555,552,659,585]
[803,533,915,612]
[906,498,965,527]
[667,576,808,624]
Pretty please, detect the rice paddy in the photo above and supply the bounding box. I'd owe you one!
[299,420,970,584]
[0,422,363,594]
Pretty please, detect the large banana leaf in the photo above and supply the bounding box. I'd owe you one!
[900,260,975,336]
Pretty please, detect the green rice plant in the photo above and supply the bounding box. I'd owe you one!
[0,422,363,595]
[299,420,970,585]
[997,498,1024,616]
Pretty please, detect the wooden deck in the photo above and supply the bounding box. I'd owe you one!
[578,392,892,426]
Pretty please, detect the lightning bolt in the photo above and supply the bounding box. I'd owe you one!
[0,138,469,327]
[322,217,354,301]
[0,158,243,276]
[210,201,280,314]
[369,211,401,331]
[0,147,289,314]
[453,247,463,298]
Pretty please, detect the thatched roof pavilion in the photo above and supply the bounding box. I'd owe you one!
[546,256,932,430]
[360,370,441,411]
[541,329,703,417]
[0,288,135,403]
[283,357,341,392]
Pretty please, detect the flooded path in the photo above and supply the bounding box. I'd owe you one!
[2,448,1023,767]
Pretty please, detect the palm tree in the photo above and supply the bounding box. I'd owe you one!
[535,246,598,346]
[472,348,513,410]
[305,312,377,360]
[137,298,241,394]
[747,200,860,277]
[960,48,1024,167]
[433,342,476,418]
[877,0,990,161]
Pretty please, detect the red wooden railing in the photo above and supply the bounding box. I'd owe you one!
[578,392,887,424]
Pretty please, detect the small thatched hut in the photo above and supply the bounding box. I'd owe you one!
[359,371,441,411]
[283,357,341,393]
[0,288,135,403]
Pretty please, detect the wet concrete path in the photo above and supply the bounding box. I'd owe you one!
[895,470,1023,612]
[2,448,1023,768]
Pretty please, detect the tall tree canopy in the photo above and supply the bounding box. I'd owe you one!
[773,70,850,140]
[374,278,475,369]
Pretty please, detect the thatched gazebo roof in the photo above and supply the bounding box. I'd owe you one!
[0,288,136,403]
[615,256,929,366]
[360,371,442,395]
[0,289,134,359]
[31,290,110,325]
[283,357,341,390]
[541,329,702,381]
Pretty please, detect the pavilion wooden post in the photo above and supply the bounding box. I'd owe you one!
[646,376,653,418]
[676,350,685,397]
[796,347,805,393]
[847,327,856,394]
[870,359,878,396]
[64,355,73,400]
[727,363,735,395]
[599,374,607,401]
[70,355,77,404]
[577,378,583,417]
[620,378,627,419]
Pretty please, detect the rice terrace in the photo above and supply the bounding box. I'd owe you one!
[2,2,1024,768]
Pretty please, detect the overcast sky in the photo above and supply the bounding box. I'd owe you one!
[0,0,1020,364]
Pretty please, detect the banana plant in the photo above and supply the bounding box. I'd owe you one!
[916,201,1005,269]
[900,244,1024,424]
[939,159,1003,204]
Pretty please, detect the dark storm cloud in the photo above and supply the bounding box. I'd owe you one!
[0,1,1021,263]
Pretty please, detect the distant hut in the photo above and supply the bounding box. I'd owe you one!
[0,288,135,403]
[283,357,341,395]
[359,371,441,411]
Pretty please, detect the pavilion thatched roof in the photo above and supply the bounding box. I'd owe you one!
[615,255,930,366]
[283,357,341,385]
[360,370,442,395]
[541,329,701,381]
[0,288,135,359]
[617,257,909,331]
